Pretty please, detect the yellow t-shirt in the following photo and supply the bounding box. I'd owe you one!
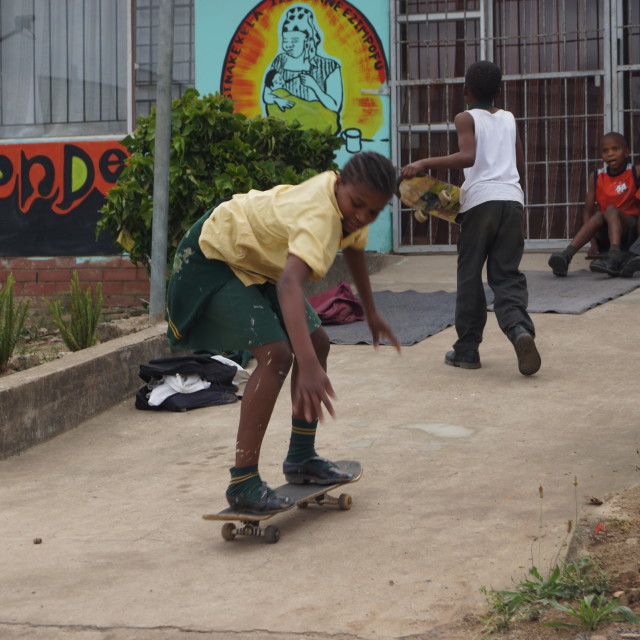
[198,172,368,285]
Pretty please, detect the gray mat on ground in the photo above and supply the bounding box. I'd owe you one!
[500,269,640,315]
[323,270,640,346]
[323,289,457,346]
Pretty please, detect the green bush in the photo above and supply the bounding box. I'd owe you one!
[0,274,30,372]
[97,89,343,271]
[46,272,103,352]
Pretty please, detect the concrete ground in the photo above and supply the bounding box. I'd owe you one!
[1,253,639,640]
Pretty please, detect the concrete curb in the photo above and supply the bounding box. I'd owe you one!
[0,324,170,460]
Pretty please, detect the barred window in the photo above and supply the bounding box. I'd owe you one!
[0,0,128,138]
[0,0,195,139]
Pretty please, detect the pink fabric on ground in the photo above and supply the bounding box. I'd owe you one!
[308,281,364,325]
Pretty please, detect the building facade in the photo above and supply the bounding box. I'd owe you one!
[0,1,638,303]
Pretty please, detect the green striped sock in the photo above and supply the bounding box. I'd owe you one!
[226,465,261,499]
[285,418,318,463]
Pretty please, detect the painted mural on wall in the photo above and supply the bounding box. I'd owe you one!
[221,1,388,153]
[0,141,126,257]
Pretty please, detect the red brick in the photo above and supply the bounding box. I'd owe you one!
[74,269,104,283]
[135,269,151,282]
[19,282,59,297]
[0,256,159,313]
[1,270,37,283]
[101,281,124,295]
[103,268,138,281]
[92,257,129,268]
[13,284,30,297]
[53,281,74,294]
[0,258,39,270]
[37,269,75,283]
[50,258,78,269]
[123,280,150,294]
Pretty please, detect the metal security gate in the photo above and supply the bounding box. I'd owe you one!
[391,0,640,252]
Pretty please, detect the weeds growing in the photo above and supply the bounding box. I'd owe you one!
[480,478,638,635]
[45,271,103,352]
[546,593,639,630]
[0,274,30,373]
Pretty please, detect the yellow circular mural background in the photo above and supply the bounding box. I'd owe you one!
[221,1,387,138]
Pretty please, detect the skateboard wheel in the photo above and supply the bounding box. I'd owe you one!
[221,522,237,541]
[338,493,352,510]
[264,525,280,544]
[438,189,452,204]
[297,501,309,509]
[414,210,427,223]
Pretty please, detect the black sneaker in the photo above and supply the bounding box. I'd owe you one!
[548,251,571,276]
[444,349,481,369]
[283,456,353,485]
[226,482,294,514]
[509,327,541,376]
[620,254,640,278]
[590,254,623,276]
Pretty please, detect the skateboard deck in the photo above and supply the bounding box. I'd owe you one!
[397,174,463,224]
[202,460,362,543]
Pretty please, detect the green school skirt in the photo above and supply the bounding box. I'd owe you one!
[166,212,321,353]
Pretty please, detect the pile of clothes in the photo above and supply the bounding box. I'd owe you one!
[135,354,250,412]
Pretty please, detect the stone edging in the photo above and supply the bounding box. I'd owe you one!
[0,324,170,460]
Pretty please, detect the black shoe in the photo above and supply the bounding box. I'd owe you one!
[509,327,541,376]
[226,482,293,514]
[548,251,571,276]
[283,456,353,485]
[444,349,481,369]
[590,254,623,276]
[620,254,640,278]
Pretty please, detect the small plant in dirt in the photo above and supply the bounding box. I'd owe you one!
[0,273,30,372]
[45,272,103,352]
[480,558,611,634]
[546,593,639,630]
[479,478,625,635]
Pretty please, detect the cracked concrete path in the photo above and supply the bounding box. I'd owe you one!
[1,254,639,640]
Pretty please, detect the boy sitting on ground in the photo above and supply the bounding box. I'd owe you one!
[548,132,640,277]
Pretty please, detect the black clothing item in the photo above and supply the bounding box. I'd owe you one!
[453,200,535,352]
[135,354,239,412]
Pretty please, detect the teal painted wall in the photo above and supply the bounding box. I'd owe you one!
[194,1,393,252]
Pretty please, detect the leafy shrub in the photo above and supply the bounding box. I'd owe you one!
[98,89,343,271]
[46,272,103,352]
[0,274,30,372]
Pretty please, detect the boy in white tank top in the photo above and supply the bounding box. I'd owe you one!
[402,61,540,376]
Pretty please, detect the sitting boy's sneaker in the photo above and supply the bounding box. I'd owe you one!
[590,254,622,276]
[548,251,571,276]
[444,349,481,369]
[283,456,353,485]
[226,482,293,514]
[620,254,640,278]
[509,327,541,376]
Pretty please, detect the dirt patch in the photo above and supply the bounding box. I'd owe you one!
[1,313,152,377]
[429,485,640,639]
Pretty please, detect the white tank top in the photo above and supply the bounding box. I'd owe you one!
[460,109,524,212]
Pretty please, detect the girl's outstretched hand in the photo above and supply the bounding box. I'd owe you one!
[292,361,337,423]
[367,312,401,353]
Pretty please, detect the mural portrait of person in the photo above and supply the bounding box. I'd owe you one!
[262,5,343,134]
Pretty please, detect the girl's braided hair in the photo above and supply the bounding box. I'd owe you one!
[340,151,397,200]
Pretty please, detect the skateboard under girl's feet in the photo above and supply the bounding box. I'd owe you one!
[202,460,362,544]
